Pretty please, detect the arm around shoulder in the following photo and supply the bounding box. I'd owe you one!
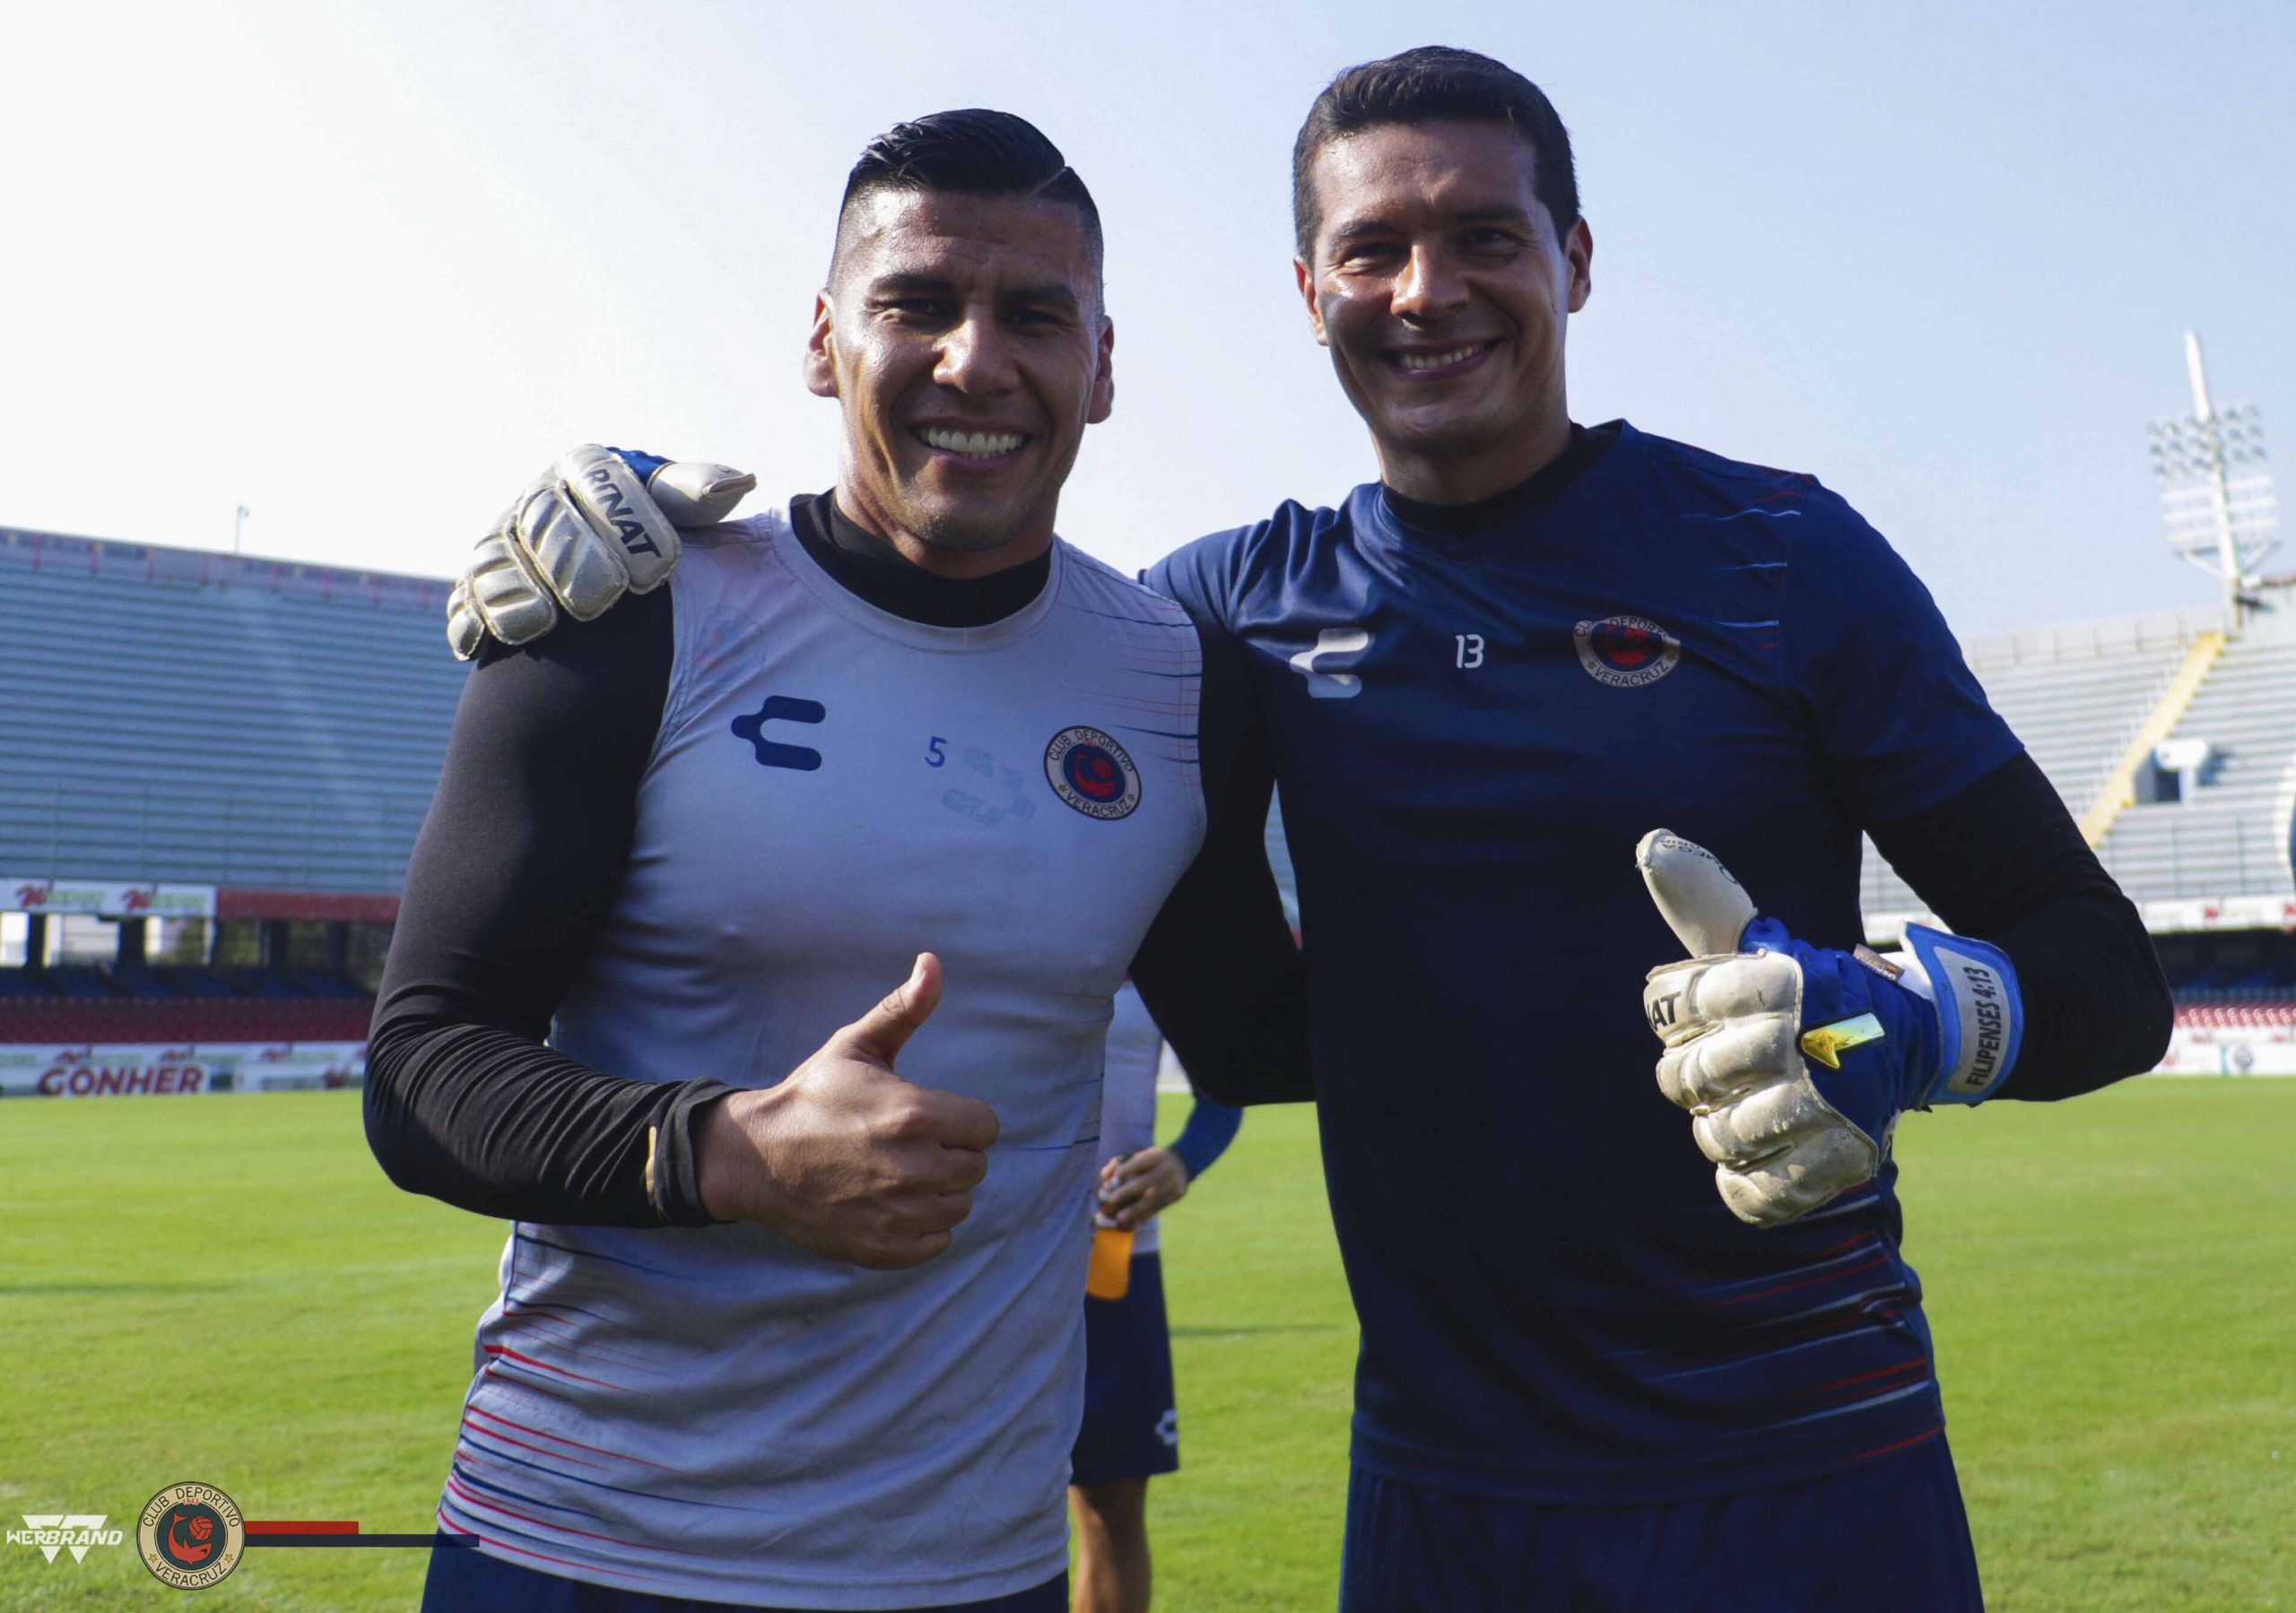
[1128,621,1313,1106]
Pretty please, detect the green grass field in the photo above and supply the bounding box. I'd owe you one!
[3,1082,2291,1610]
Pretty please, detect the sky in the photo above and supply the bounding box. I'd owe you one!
[3,0,2290,637]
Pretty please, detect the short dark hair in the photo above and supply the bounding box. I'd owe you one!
[1291,47,1579,256]
[833,108,1103,290]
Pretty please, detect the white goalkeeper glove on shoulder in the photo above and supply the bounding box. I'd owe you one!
[1636,829,2023,1227]
[446,445,755,660]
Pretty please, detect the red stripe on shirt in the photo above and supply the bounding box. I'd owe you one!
[464,1405,680,1472]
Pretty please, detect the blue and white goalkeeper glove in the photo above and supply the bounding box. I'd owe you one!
[446,445,752,660]
[1636,829,2022,1227]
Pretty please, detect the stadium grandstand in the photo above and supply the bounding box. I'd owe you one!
[5,513,2292,1100]
[0,526,463,1097]
[1847,583,2296,1077]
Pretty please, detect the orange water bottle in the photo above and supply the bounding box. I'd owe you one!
[1087,1218,1134,1301]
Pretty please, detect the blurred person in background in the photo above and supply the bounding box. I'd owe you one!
[1071,980,1241,1613]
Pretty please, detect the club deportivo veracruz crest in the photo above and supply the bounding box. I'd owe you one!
[138,1483,244,1590]
[1044,726,1141,820]
[1574,615,1682,688]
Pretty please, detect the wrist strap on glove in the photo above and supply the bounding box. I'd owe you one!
[1892,924,2022,1105]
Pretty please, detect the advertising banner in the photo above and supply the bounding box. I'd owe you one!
[0,1042,365,1097]
[2156,1028,2296,1077]
[1871,894,2296,943]
[4,878,219,920]
[2139,895,2296,934]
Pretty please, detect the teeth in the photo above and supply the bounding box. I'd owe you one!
[1399,344,1487,373]
[918,427,1026,457]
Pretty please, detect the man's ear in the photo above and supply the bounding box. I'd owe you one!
[804,291,839,398]
[1294,257,1330,348]
[1564,218,1593,315]
[1087,315,1116,425]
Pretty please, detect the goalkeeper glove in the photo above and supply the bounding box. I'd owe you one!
[446,444,753,660]
[1636,829,2022,1227]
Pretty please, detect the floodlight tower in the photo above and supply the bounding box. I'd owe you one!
[2146,331,2276,632]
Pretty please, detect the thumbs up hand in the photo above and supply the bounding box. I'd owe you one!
[1635,831,2024,1227]
[696,953,1003,1269]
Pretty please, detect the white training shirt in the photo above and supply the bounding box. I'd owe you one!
[438,510,1206,1608]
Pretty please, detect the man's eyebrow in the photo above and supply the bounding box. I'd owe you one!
[864,273,957,299]
[863,274,1082,314]
[1326,204,1537,247]
[1451,204,1537,226]
[1324,217,1397,249]
[1004,283,1083,314]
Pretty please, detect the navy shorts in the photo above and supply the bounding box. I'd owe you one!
[1068,1250,1179,1488]
[1339,1430,1983,1612]
[420,1548,1064,1612]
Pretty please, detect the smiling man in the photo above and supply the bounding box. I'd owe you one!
[1292,111,1583,504]
[370,110,1304,1612]
[1145,53,2162,1610]
[1137,55,2162,1610]
[442,48,2170,1612]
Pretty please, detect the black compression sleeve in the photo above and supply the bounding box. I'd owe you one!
[1129,622,1314,1106]
[365,586,735,1225]
[1868,750,2172,1102]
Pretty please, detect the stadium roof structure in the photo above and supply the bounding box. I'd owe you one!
[0,527,465,915]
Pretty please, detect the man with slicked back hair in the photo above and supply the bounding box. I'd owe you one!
[376,108,1305,1612]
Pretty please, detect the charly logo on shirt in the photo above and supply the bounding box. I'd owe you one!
[1573,615,1681,688]
[1045,726,1141,820]
[731,695,826,771]
[1287,627,1370,698]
